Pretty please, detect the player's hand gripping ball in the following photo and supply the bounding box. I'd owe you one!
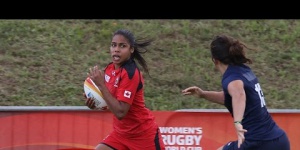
[83,77,108,110]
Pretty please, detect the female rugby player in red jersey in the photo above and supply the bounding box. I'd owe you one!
[182,34,290,150]
[84,29,165,150]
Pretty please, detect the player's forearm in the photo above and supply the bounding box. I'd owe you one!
[202,91,225,105]
[232,95,246,123]
[98,85,123,114]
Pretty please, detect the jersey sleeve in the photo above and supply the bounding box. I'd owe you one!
[115,69,140,105]
[222,74,243,91]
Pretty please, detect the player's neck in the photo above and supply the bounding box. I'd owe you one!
[218,64,228,75]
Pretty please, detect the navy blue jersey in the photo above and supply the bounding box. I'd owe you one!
[222,64,285,140]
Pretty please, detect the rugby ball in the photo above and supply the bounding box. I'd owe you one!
[83,77,108,110]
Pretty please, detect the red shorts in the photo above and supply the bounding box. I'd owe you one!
[101,126,165,150]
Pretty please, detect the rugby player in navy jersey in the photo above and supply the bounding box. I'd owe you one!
[84,29,165,150]
[182,34,290,150]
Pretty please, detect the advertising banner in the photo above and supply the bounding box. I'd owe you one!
[0,107,299,150]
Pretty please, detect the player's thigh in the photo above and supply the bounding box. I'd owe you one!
[222,140,262,150]
[217,146,224,150]
[220,141,239,150]
[95,143,115,150]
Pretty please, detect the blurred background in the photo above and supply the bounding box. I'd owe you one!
[0,19,299,110]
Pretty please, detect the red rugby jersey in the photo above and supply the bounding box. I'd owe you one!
[104,59,157,137]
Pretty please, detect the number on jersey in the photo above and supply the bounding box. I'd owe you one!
[255,83,266,107]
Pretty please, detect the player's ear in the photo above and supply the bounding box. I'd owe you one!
[212,58,216,64]
[130,47,134,53]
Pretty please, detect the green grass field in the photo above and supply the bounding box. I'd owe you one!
[0,19,299,110]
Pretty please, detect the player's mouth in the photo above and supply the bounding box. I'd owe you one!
[112,55,120,61]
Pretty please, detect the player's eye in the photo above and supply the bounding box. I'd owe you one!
[120,44,127,48]
[111,43,116,47]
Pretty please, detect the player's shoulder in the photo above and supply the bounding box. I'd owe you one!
[104,62,114,71]
[121,59,139,80]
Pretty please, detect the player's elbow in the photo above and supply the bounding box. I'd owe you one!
[115,111,127,120]
[113,101,130,120]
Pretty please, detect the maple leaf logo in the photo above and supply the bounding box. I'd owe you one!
[124,90,131,98]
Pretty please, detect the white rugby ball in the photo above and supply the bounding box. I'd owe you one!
[83,77,108,110]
